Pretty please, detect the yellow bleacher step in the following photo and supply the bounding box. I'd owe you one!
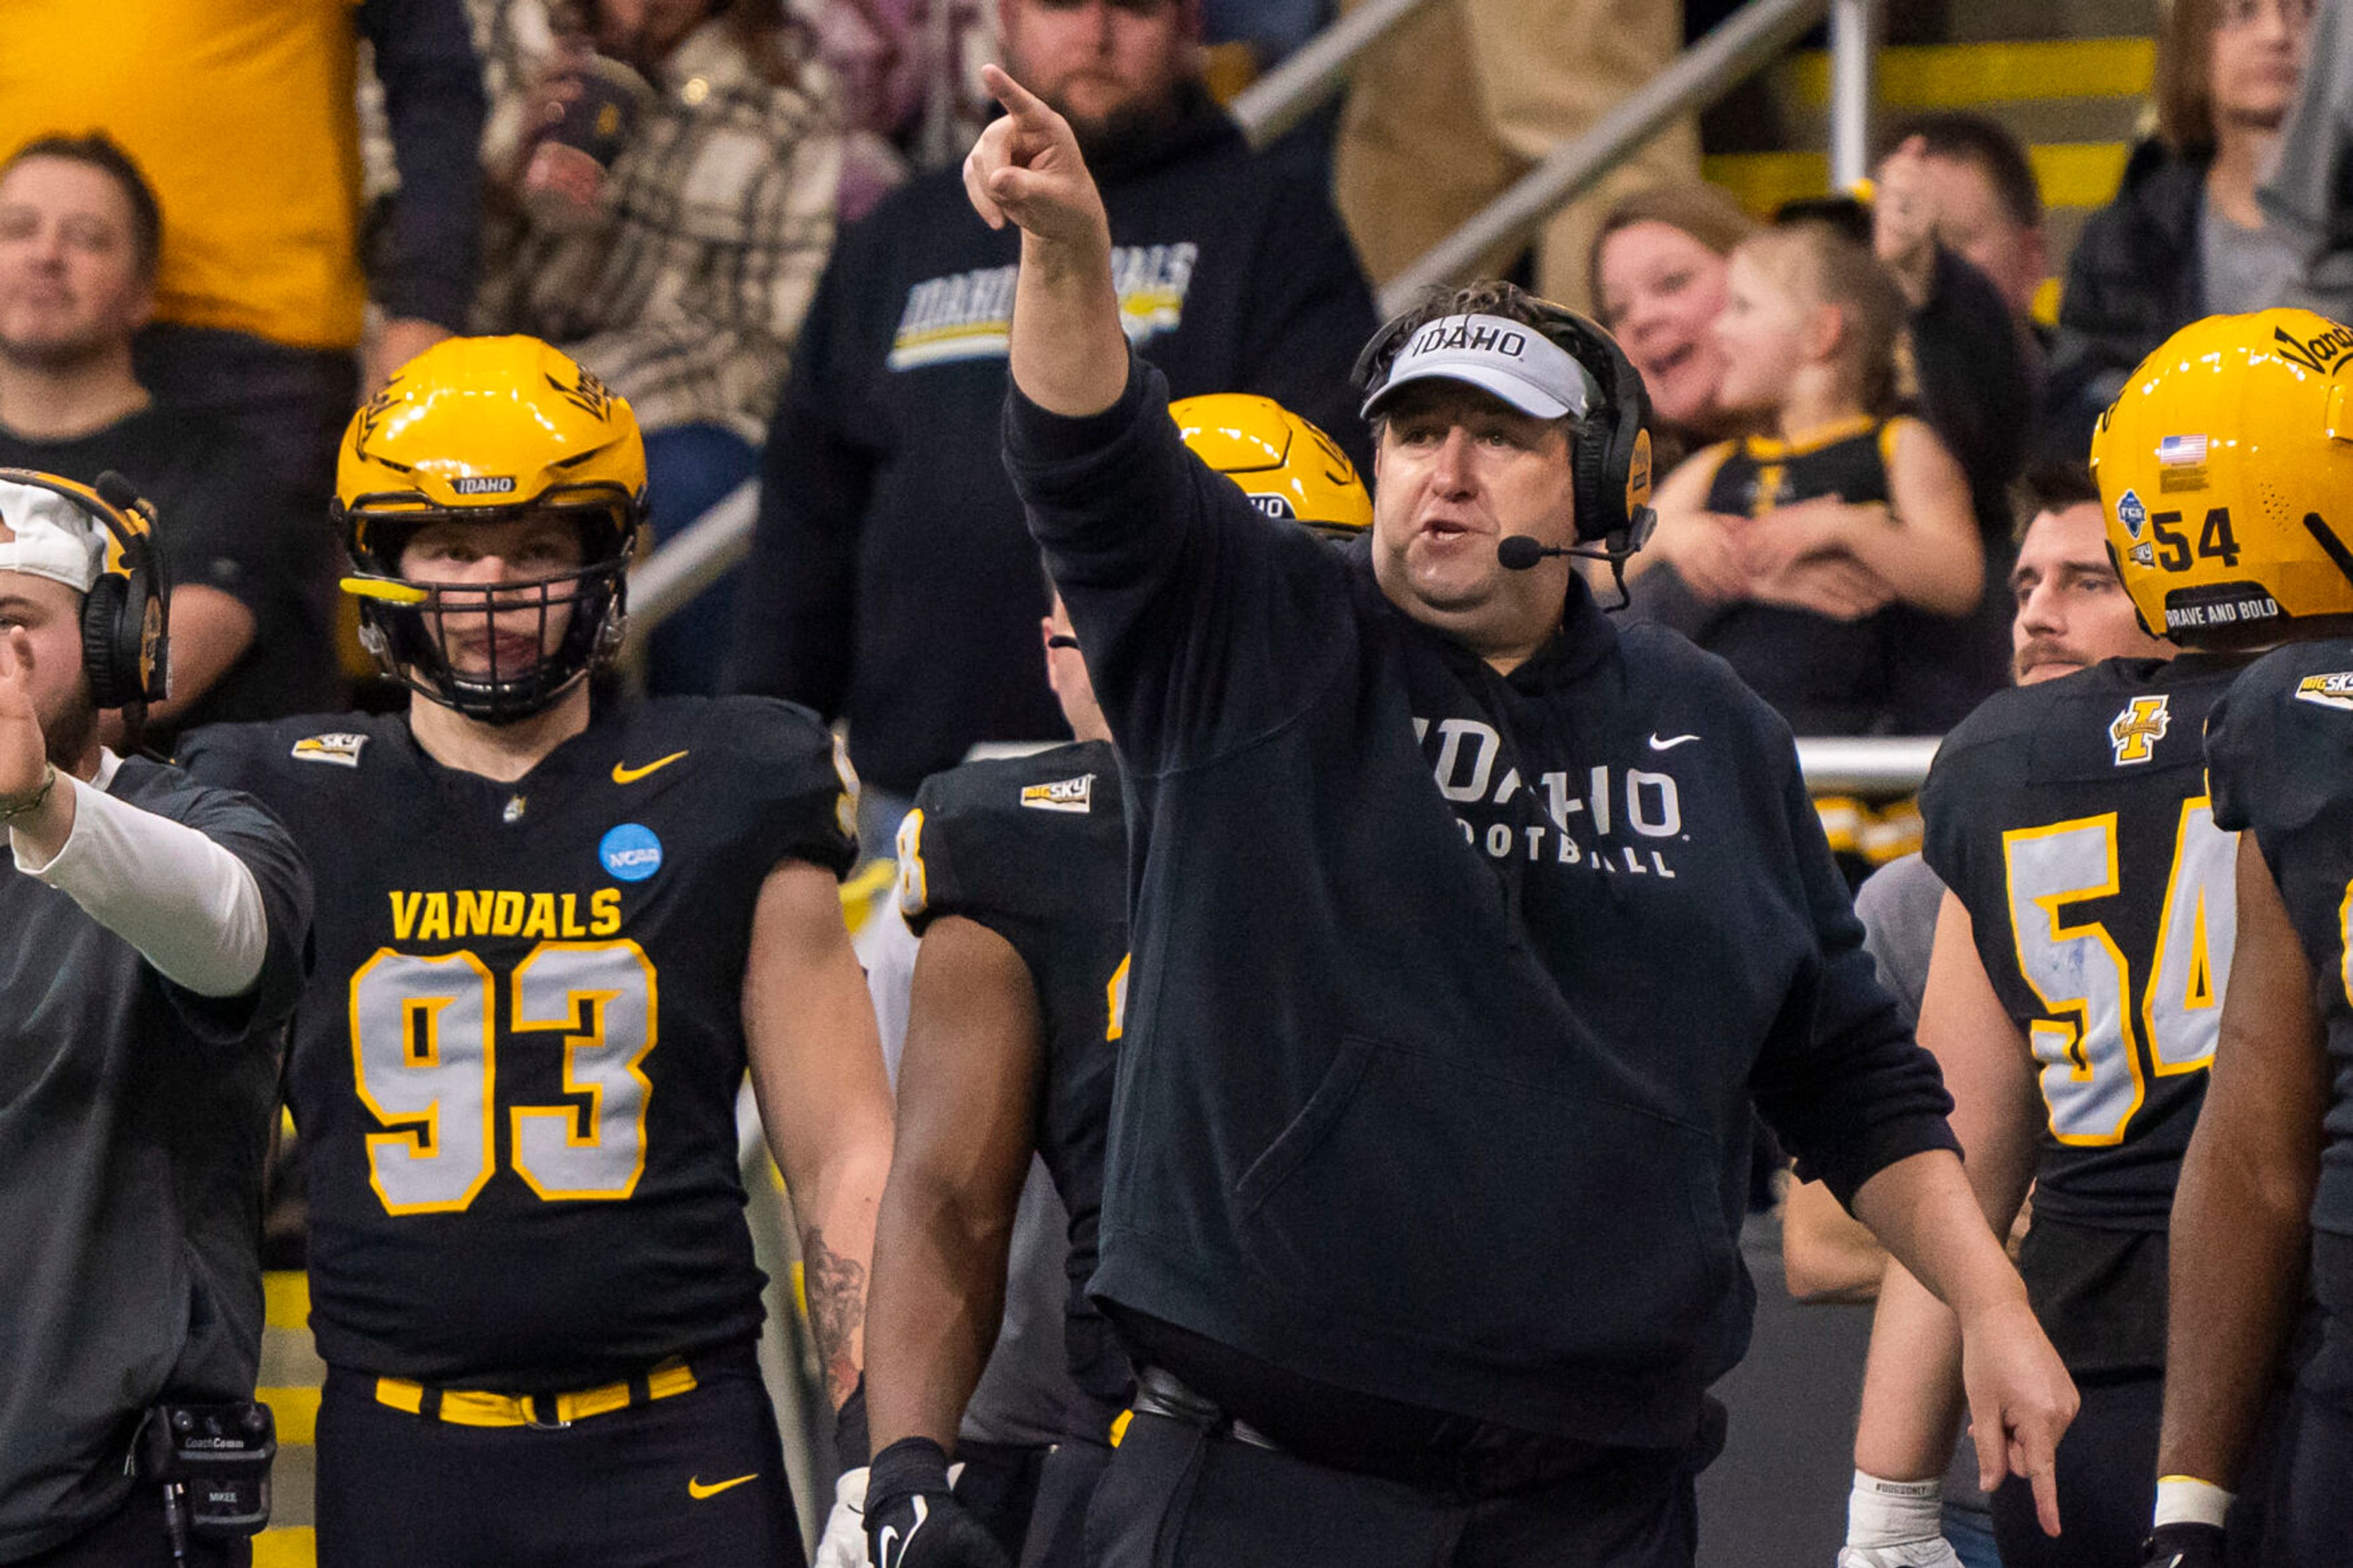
[1786,36,2154,110]
[263,1271,309,1333]
[1703,142,2131,217]
[258,1386,320,1446]
[254,1527,315,1568]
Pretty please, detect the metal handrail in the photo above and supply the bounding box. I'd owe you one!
[1794,735,1938,795]
[1380,0,1840,312]
[1228,0,1438,148]
[620,477,759,659]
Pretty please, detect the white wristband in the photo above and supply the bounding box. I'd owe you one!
[1846,1469,1943,1548]
[2153,1475,2234,1530]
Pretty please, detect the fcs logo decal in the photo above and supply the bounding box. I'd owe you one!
[291,732,369,768]
[1021,774,1094,813]
[2110,694,2172,765]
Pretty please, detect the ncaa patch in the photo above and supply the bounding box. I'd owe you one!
[599,822,664,882]
[290,732,368,768]
[2109,694,2170,765]
[1021,773,1094,814]
[2294,672,2353,712]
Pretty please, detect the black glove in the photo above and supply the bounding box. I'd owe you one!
[865,1437,1011,1568]
[2141,1522,2228,1568]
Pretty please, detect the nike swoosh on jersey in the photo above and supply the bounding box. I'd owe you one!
[1648,733,1699,751]
[687,1472,756,1499]
[613,750,689,784]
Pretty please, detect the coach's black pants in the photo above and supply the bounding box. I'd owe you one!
[1082,1406,1699,1567]
[313,1347,800,1568]
[1988,1371,2161,1568]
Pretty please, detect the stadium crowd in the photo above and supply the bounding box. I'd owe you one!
[4,1,2353,1566]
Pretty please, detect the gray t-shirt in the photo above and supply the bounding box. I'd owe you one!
[2201,198,2304,317]
[0,760,311,1559]
[1852,850,1946,1026]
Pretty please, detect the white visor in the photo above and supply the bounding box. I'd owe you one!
[0,477,105,595]
[1362,313,1604,422]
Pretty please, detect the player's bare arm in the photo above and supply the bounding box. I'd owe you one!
[744,858,896,1407]
[2156,835,2327,1490]
[866,914,1047,1450]
[965,64,1126,419]
[1849,1113,2078,1535]
[1853,893,2047,1497]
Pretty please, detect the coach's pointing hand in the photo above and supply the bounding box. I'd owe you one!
[964,66,1108,254]
[1960,1296,2079,1536]
[966,64,1127,418]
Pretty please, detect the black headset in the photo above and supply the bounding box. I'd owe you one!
[1351,297,1658,551]
[0,467,171,709]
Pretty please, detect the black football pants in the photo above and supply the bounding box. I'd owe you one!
[313,1350,801,1568]
[1081,1407,1698,1568]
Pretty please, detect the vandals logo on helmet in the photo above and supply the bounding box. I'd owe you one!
[551,365,616,423]
[352,387,398,453]
[2272,322,2353,377]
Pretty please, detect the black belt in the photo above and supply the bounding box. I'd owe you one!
[1130,1366,1281,1450]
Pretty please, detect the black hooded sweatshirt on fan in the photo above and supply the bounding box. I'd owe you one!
[735,85,1379,798]
[1004,358,1958,1450]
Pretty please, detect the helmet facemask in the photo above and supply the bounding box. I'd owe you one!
[341,487,638,724]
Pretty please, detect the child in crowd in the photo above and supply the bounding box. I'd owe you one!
[1632,219,1982,737]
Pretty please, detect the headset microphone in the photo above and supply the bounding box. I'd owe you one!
[1496,536,1567,570]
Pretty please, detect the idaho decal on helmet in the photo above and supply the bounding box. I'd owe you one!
[1170,393,1371,539]
[335,336,647,723]
[2091,309,2353,647]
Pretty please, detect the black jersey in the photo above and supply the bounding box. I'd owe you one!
[895,741,1132,1414]
[1697,415,1908,736]
[2206,641,2353,1241]
[1922,656,2242,1232]
[178,697,857,1388]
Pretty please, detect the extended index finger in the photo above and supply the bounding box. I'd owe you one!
[2011,1426,2063,1537]
[980,62,1055,126]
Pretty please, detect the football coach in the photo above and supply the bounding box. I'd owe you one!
[0,471,310,1565]
[871,67,2078,1568]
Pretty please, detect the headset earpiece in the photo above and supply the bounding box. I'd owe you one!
[0,468,170,708]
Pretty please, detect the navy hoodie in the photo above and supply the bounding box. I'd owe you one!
[733,86,1378,797]
[1005,359,1958,1448]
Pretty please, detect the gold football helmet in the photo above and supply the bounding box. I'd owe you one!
[335,336,646,721]
[1170,393,1371,539]
[2091,309,2353,647]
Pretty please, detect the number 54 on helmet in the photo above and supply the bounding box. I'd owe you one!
[2091,308,2353,647]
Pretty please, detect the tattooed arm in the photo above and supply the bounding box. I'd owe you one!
[743,858,895,1406]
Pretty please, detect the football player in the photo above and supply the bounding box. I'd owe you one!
[178,336,894,1568]
[2123,309,2353,1568]
[1837,445,2238,1568]
[828,396,1372,1568]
